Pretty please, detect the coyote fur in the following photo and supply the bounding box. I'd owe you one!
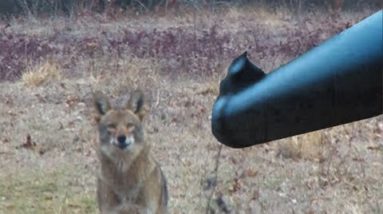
[93,90,168,214]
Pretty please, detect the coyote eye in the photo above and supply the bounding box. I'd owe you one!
[127,124,135,132]
[107,124,116,128]
[107,124,116,133]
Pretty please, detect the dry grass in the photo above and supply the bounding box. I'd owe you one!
[1,63,381,213]
[1,7,382,214]
[0,166,96,214]
[21,61,61,87]
[277,131,327,161]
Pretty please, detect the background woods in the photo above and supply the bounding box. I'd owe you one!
[0,0,381,17]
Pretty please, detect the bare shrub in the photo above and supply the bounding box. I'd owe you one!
[21,61,61,87]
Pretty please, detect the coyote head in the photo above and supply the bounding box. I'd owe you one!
[93,90,147,158]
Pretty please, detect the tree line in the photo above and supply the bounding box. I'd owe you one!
[0,0,381,17]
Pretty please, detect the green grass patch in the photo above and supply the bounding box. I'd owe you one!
[0,167,97,214]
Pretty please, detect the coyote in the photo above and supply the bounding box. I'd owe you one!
[93,90,168,214]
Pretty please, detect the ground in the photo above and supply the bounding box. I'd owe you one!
[0,6,382,214]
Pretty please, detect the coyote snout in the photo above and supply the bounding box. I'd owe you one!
[94,90,168,214]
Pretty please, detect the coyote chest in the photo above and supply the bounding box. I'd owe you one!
[93,90,168,214]
[99,145,156,200]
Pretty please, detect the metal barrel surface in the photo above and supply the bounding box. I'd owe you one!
[212,11,383,148]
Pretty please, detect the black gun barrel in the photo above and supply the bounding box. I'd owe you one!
[212,11,383,148]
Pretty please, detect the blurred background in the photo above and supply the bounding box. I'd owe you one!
[0,0,381,16]
[0,1,382,213]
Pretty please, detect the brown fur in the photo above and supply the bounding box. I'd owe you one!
[94,90,168,214]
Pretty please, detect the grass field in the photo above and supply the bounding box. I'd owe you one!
[0,6,382,214]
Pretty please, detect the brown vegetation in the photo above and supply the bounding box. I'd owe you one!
[0,4,382,214]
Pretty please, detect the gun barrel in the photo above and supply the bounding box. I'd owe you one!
[212,11,383,148]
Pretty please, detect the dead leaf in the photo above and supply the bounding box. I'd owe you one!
[17,134,36,150]
[243,169,258,178]
[66,95,80,108]
[228,178,241,193]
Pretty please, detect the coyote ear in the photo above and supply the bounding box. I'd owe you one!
[128,90,146,120]
[93,91,111,117]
